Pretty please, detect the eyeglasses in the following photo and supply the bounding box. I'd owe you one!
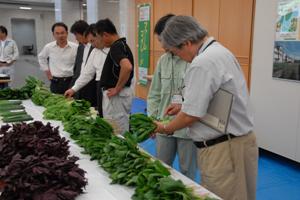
[169,42,188,55]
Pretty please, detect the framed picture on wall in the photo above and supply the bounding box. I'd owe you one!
[273,0,300,81]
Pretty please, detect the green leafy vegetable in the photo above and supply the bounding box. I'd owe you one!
[129,113,157,143]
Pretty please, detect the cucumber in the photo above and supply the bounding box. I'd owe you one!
[0,100,22,106]
[0,104,24,111]
[2,114,33,123]
[0,110,26,117]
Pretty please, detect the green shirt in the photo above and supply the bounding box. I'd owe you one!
[147,52,190,138]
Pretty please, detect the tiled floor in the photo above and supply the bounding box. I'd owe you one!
[11,55,49,88]
[131,97,300,200]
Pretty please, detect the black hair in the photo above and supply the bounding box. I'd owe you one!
[95,18,117,35]
[154,14,175,35]
[70,20,89,35]
[0,25,7,35]
[85,23,97,37]
[51,22,68,33]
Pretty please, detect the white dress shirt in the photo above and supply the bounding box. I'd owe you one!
[38,41,78,77]
[72,47,109,92]
[181,37,254,141]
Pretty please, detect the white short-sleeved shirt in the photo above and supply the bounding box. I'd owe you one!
[181,37,254,141]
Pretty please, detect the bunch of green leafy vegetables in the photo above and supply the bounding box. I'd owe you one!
[133,175,205,200]
[98,135,151,186]
[43,95,91,122]
[31,85,52,106]
[0,76,43,100]
[63,115,113,140]
[63,115,114,163]
[129,113,157,143]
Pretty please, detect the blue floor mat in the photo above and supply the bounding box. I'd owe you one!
[131,97,300,199]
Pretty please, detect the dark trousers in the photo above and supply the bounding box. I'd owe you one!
[75,79,97,107]
[50,77,72,94]
[0,83,8,89]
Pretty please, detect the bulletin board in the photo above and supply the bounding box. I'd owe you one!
[273,0,300,81]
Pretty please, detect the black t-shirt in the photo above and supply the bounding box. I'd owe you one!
[100,38,134,88]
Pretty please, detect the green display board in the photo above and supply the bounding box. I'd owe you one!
[138,4,151,85]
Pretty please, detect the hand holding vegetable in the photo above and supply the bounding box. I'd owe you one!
[153,121,165,134]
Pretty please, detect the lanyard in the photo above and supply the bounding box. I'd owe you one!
[201,39,216,53]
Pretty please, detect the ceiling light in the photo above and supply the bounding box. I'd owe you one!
[107,0,119,3]
[82,3,87,6]
[19,6,32,10]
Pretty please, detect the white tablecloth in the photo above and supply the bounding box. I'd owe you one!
[1,100,220,200]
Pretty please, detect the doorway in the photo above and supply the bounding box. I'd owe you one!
[11,18,37,55]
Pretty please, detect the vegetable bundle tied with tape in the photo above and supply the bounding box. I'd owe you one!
[129,113,157,143]
[0,100,33,123]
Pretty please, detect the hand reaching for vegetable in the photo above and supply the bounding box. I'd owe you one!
[164,103,182,116]
[64,88,75,98]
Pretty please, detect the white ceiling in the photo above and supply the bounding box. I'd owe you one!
[0,0,54,11]
[0,0,118,12]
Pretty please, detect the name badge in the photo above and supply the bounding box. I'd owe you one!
[171,94,183,104]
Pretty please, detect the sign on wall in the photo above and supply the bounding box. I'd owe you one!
[273,0,300,81]
[137,3,151,85]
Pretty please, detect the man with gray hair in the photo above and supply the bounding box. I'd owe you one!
[153,15,258,200]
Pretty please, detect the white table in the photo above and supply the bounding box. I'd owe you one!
[1,100,220,200]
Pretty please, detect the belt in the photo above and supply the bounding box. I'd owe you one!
[102,85,130,91]
[52,76,72,82]
[194,134,236,149]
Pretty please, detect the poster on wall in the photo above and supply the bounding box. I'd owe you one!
[137,4,150,86]
[273,0,300,81]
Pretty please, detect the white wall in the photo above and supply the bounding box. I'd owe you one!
[119,0,135,53]
[251,0,300,162]
[0,8,55,54]
[96,0,135,54]
[98,0,120,33]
